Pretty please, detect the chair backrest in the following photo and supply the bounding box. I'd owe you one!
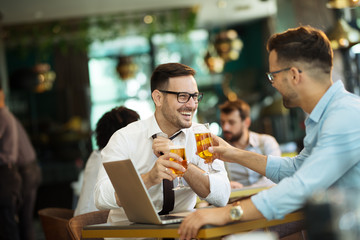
[38,207,74,240]
[67,209,110,240]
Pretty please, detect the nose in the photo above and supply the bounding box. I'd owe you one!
[222,122,230,131]
[184,96,197,109]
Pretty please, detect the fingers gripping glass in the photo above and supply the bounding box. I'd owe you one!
[159,90,203,103]
[169,145,190,191]
[193,123,219,174]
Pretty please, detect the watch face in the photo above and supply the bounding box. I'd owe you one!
[230,206,243,220]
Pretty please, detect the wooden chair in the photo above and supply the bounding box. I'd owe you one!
[38,207,74,240]
[67,209,110,240]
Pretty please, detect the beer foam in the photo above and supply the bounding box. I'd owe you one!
[194,129,210,134]
[169,145,185,149]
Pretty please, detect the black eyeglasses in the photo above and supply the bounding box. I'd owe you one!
[159,90,203,103]
[266,67,302,83]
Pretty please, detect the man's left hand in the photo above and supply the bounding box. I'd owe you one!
[178,205,231,240]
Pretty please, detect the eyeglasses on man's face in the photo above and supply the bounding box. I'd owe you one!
[266,67,302,83]
[159,90,203,103]
[266,67,291,83]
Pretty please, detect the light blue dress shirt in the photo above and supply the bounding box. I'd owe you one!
[252,80,360,220]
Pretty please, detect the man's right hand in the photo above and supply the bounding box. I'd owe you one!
[152,136,173,157]
[141,152,186,189]
[209,134,239,162]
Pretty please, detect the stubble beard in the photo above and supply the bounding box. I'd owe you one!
[224,129,243,143]
[162,100,193,129]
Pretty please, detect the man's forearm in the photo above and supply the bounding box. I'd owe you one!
[183,163,210,198]
[223,148,268,176]
[238,198,265,221]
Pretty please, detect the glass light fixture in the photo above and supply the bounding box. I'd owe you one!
[327,18,360,49]
[327,0,360,8]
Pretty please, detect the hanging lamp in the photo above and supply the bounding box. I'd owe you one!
[326,0,360,8]
[327,18,360,49]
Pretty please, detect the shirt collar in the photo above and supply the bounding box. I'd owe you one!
[147,114,163,139]
[147,114,186,139]
[248,131,257,148]
[308,80,344,123]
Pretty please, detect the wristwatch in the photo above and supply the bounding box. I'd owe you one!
[230,203,244,221]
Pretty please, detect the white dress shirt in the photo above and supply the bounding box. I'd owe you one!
[74,150,102,216]
[94,115,231,223]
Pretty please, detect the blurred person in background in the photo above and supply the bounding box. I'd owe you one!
[16,118,42,240]
[219,99,280,189]
[74,106,140,216]
[0,86,21,240]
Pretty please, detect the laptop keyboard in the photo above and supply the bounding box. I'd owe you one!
[160,215,184,220]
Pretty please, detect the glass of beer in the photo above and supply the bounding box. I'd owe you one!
[193,123,219,174]
[169,145,189,190]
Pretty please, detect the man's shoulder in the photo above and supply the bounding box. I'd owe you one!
[116,118,148,135]
[0,107,17,128]
[250,131,276,141]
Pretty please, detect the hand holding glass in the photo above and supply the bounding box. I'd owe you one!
[193,123,219,174]
[169,145,189,190]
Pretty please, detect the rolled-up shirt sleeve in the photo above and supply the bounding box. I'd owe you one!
[193,156,230,207]
[205,160,231,206]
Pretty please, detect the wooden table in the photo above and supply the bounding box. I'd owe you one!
[196,186,270,207]
[82,211,304,239]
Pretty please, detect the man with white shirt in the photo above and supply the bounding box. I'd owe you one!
[94,63,230,223]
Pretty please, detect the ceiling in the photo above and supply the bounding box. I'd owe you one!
[1,0,277,28]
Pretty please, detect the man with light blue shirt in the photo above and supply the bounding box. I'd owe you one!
[178,26,360,240]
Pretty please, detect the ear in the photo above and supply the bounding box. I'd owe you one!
[152,90,163,107]
[290,67,301,85]
[244,117,251,128]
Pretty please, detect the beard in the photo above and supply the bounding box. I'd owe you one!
[223,129,243,143]
[280,77,298,109]
[281,89,298,109]
[161,99,194,129]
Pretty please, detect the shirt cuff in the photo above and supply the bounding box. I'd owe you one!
[266,155,282,182]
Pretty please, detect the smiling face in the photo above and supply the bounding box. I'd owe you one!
[155,75,199,134]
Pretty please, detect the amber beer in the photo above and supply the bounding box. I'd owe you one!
[194,132,214,164]
[169,146,188,176]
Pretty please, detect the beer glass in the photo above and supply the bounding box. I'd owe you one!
[193,123,219,174]
[169,145,189,190]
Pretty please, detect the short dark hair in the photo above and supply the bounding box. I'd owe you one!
[219,99,250,121]
[267,26,333,74]
[95,106,140,149]
[150,63,196,93]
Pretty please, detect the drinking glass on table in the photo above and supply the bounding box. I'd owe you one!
[193,123,219,174]
[169,145,189,190]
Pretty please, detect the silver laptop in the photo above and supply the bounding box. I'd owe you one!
[103,159,186,224]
